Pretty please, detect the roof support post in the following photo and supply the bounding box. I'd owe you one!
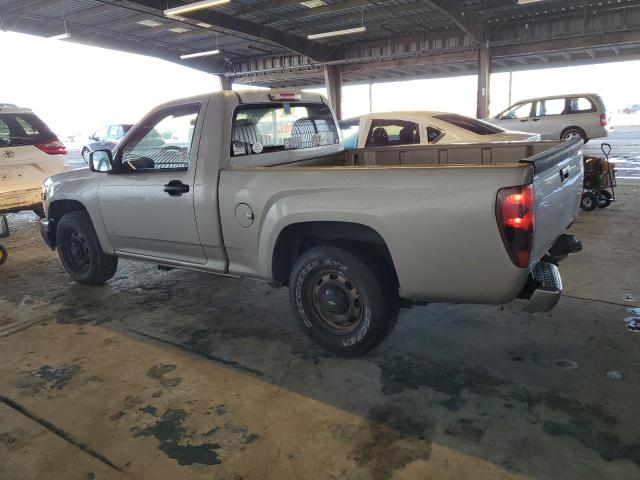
[477,43,491,119]
[219,76,233,91]
[324,64,342,120]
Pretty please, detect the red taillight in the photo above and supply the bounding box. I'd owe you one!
[496,184,534,268]
[36,138,68,155]
[600,114,607,127]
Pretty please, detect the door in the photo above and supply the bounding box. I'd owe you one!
[494,102,533,132]
[530,98,567,139]
[98,103,207,264]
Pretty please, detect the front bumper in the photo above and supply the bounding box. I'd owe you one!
[40,218,55,249]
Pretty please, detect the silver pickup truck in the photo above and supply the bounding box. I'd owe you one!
[40,90,583,356]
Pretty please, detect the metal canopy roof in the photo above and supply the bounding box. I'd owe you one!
[2,0,640,87]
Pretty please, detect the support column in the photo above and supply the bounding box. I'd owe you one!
[219,75,233,91]
[324,64,342,120]
[476,43,491,119]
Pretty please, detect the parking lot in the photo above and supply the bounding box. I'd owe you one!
[1,157,639,479]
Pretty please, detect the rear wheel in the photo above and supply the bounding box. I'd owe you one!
[82,148,90,163]
[0,245,7,266]
[56,210,117,285]
[597,190,612,208]
[289,246,399,356]
[580,192,598,212]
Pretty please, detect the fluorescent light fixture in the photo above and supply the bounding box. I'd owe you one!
[307,26,366,40]
[49,32,71,40]
[197,22,212,28]
[136,19,163,27]
[169,27,190,33]
[180,49,220,59]
[517,0,543,3]
[164,0,230,17]
[300,0,326,7]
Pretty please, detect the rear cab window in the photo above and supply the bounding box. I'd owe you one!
[433,114,504,135]
[365,119,420,147]
[231,102,339,157]
[0,113,56,148]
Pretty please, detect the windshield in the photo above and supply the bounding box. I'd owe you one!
[433,113,505,135]
[0,113,56,147]
[231,102,339,157]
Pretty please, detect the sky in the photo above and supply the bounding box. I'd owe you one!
[3,30,640,135]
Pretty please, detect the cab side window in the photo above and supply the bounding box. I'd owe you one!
[119,104,200,173]
[568,97,596,113]
[501,102,533,119]
[426,126,443,143]
[107,125,120,140]
[535,98,566,117]
[365,120,420,147]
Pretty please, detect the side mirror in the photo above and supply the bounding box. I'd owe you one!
[88,149,113,173]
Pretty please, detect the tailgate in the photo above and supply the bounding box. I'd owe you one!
[521,138,583,264]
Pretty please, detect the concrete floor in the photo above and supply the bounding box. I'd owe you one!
[1,185,639,480]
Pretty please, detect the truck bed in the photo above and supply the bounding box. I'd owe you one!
[220,138,583,303]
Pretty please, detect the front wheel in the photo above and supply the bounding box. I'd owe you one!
[82,148,90,163]
[0,244,7,266]
[289,246,399,356]
[56,210,118,285]
[581,192,598,212]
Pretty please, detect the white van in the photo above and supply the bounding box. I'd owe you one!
[0,105,67,217]
[492,93,609,143]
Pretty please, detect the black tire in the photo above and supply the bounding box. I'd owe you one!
[561,127,587,143]
[56,210,118,285]
[0,244,7,266]
[32,204,45,218]
[289,246,399,357]
[597,190,612,208]
[580,192,598,212]
[82,148,90,164]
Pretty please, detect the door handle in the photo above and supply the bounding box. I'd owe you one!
[163,180,189,197]
[559,167,570,182]
[532,118,540,122]
[520,119,528,122]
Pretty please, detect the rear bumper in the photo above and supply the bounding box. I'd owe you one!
[0,188,42,214]
[521,261,563,313]
[40,218,55,249]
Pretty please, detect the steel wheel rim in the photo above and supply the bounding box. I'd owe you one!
[565,131,581,140]
[68,231,91,272]
[82,149,90,162]
[309,269,364,334]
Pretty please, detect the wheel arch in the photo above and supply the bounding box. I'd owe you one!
[46,199,88,247]
[271,221,399,288]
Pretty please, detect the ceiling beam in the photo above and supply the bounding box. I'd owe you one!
[421,1,485,42]
[126,0,340,61]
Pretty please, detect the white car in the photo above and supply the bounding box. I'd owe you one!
[0,104,67,217]
[339,111,539,150]
[492,93,609,143]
